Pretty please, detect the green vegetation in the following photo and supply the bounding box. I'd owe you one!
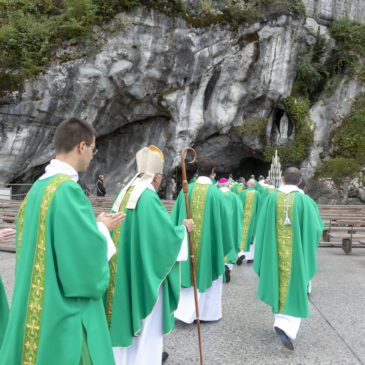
[329,17,365,81]
[315,93,365,187]
[235,117,268,143]
[0,0,306,96]
[316,158,362,186]
[264,97,314,163]
[224,0,305,23]
[292,29,328,100]
[331,93,365,164]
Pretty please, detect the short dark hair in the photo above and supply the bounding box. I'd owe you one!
[197,158,215,177]
[283,167,302,185]
[54,117,95,153]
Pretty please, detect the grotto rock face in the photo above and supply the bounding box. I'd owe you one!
[0,9,305,192]
[303,0,365,24]
[0,6,364,199]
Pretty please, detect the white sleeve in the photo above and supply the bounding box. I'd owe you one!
[176,227,188,262]
[97,222,116,261]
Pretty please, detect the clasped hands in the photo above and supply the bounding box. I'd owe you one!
[97,212,126,232]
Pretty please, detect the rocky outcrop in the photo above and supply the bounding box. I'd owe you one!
[0,5,364,201]
[303,0,365,24]
[0,9,307,192]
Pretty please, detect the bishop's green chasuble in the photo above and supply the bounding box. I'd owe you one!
[238,188,261,251]
[254,191,324,318]
[171,182,233,293]
[0,175,114,365]
[108,188,185,347]
[0,276,9,348]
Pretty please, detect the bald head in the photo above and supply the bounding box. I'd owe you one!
[247,179,256,188]
[283,167,302,185]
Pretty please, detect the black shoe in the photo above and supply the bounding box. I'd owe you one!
[162,351,169,363]
[236,255,245,265]
[246,259,254,264]
[225,265,231,283]
[274,327,294,350]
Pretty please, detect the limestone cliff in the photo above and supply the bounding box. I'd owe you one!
[0,2,364,202]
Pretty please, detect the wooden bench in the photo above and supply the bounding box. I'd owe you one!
[2,199,364,254]
[318,205,365,253]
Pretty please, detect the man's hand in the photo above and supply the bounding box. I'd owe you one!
[0,228,16,243]
[183,219,194,233]
[97,212,126,232]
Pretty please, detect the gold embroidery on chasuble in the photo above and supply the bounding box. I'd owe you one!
[105,186,135,327]
[190,183,209,270]
[276,192,295,313]
[237,186,243,194]
[17,193,30,261]
[240,190,255,250]
[21,175,71,365]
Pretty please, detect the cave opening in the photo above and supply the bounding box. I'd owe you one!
[231,157,271,181]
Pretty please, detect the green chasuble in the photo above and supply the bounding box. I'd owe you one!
[0,175,114,365]
[230,183,244,195]
[255,181,263,191]
[253,191,324,318]
[222,190,243,264]
[259,186,276,203]
[0,276,9,348]
[238,188,261,251]
[170,182,233,293]
[108,188,185,347]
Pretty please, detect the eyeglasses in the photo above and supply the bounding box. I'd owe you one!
[86,143,98,156]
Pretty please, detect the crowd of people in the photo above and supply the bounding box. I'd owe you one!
[0,117,324,364]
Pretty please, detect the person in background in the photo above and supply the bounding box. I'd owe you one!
[97,174,106,197]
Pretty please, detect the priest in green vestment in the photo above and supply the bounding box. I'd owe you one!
[0,228,15,348]
[108,145,194,365]
[0,118,125,365]
[230,177,246,195]
[254,167,324,350]
[171,159,233,323]
[217,178,243,283]
[236,179,261,265]
[259,179,276,202]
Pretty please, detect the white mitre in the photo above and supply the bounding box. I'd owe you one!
[112,145,164,212]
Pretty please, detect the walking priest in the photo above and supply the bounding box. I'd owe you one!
[107,145,194,365]
[0,118,125,365]
[171,159,232,323]
[236,178,261,265]
[217,178,243,282]
[254,167,324,350]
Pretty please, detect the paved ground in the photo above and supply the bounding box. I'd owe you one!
[1,247,365,364]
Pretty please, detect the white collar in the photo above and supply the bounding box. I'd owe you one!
[196,176,212,185]
[40,159,79,182]
[147,183,156,192]
[278,185,303,194]
[219,187,230,193]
